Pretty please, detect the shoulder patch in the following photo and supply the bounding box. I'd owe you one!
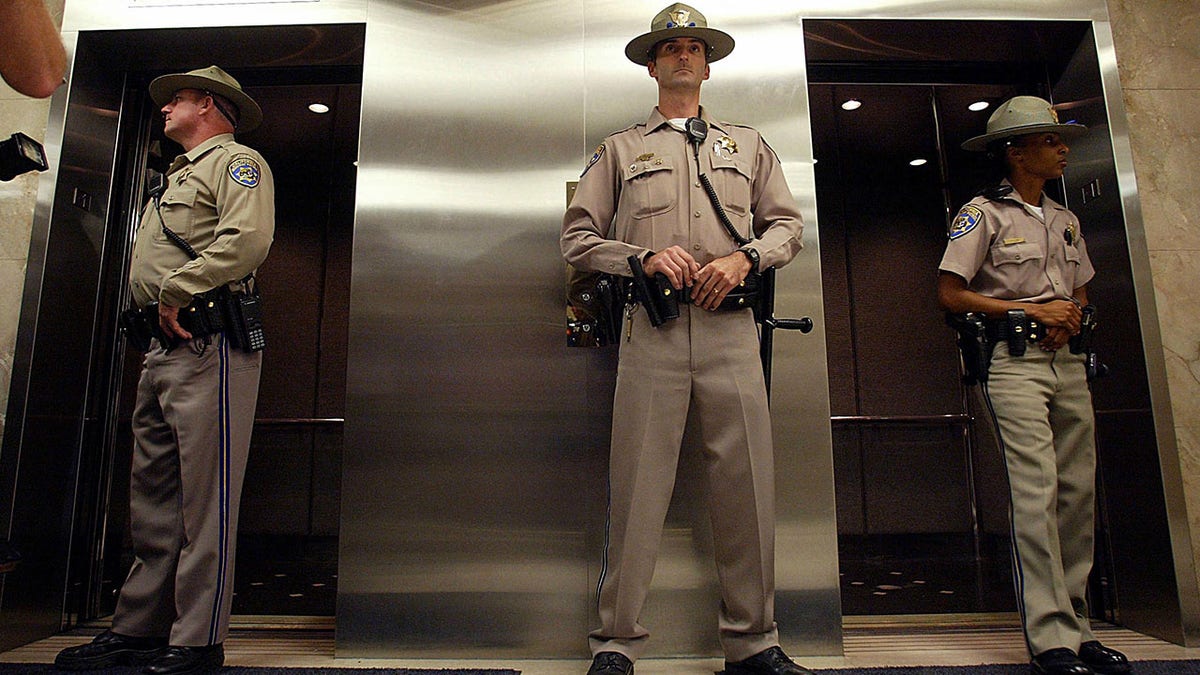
[581,143,605,177]
[948,205,984,240]
[228,155,261,188]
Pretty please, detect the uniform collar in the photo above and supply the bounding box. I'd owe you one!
[643,105,727,136]
[996,178,1066,213]
[169,132,236,173]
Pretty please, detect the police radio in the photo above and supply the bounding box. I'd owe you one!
[226,288,265,352]
[685,117,708,148]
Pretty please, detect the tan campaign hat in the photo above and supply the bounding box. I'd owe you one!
[625,3,735,65]
[961,95,1087,152]
[150,65,263,133]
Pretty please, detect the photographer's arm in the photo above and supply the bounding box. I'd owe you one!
[0,0,68,99]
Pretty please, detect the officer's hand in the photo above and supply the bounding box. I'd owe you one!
[1039,326,1072,352]
[693,252,752,311]
[643,246,700,290]
[1030,300,1082,333]
[158,303,193,341]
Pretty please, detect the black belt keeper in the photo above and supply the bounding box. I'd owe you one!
[983,310,1042,356]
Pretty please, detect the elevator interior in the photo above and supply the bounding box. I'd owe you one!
[2,0,1197,660]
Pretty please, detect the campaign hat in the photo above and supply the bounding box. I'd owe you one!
[962,95,1087,152]
[150,65,263,133]
[625,3,735,65]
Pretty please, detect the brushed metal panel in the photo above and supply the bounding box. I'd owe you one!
[339,0,839,660]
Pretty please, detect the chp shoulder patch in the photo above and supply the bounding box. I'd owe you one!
[228,155,261,188]
[948,205,983,240]
[582,143,605,177]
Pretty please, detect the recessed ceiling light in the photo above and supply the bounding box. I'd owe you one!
[841,99,862,111]
[308,103,330,114]
[909,158,928,167]
[968,101,990,112]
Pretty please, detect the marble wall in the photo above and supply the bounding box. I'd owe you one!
[0,0,63,443]
[1107,0,1200,597]
[0,0,1196,618]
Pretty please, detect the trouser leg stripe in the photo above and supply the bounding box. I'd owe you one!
[208,337,232,644]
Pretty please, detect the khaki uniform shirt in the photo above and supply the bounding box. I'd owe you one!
[939,180,1093,302]
[130,132,275,308]
[562,107,803,275]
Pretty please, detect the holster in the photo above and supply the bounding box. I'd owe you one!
[565,265,627,347]
[945,312,993,385]
[1069,304,1107,381]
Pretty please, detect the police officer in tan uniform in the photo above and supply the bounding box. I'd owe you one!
[938,96,1130,675]
[56,66,273,675]
[561,6,808,675]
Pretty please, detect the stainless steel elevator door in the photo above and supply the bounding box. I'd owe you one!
[338,0,838,659]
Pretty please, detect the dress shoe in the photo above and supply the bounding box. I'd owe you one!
[587,651,633,675]
[725,646,815,675]
[1031,647,1094,675]
[1079,641,1131,674]
[54,630,167,670]
[142,644,224,675]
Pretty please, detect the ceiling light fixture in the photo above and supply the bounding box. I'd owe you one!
[968,101,990,112]
[909,158,928,167]
[308,103,330,114]
[841,99,862,111]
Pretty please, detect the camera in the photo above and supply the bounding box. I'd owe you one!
[0,132,49,181]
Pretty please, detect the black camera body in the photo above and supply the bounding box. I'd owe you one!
[0,132,49,181]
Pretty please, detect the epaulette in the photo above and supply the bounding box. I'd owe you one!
[977,184,1014,201]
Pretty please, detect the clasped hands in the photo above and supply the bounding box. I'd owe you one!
[643,245,752,312]
[1028,299,1083,352]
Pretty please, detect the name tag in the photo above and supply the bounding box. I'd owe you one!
[1003,237,1026,245]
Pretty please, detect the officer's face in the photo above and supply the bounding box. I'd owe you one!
[1008,132,1070,180]
[161,88,207,141]
[648,38,710,90]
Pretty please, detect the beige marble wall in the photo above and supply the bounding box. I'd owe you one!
[1107,0,1200,600]
[0,0,64,444]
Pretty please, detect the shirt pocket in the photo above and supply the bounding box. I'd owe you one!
[622,156,676,219]
[710,154,752,217]
[990,240,1043,268]
[158,184,198,240]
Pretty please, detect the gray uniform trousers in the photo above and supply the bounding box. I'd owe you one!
[113,334,261,647]
[983,344,1097,656]
[590,303,779,662]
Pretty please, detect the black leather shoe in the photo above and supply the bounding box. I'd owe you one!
[587,651,633,675]
[142,644,224,675]
[54,630,167,670]
[725,646,815,675]
[1031,647,1094,675]
[1079,641,1131,674]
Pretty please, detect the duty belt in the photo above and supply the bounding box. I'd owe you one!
[983,313,1043,343]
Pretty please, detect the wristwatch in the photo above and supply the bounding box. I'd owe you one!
[738,246,760,273]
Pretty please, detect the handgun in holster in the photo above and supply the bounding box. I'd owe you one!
[627,254,681,327]
[945,312,992,385]
[1069,304,1107,381]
